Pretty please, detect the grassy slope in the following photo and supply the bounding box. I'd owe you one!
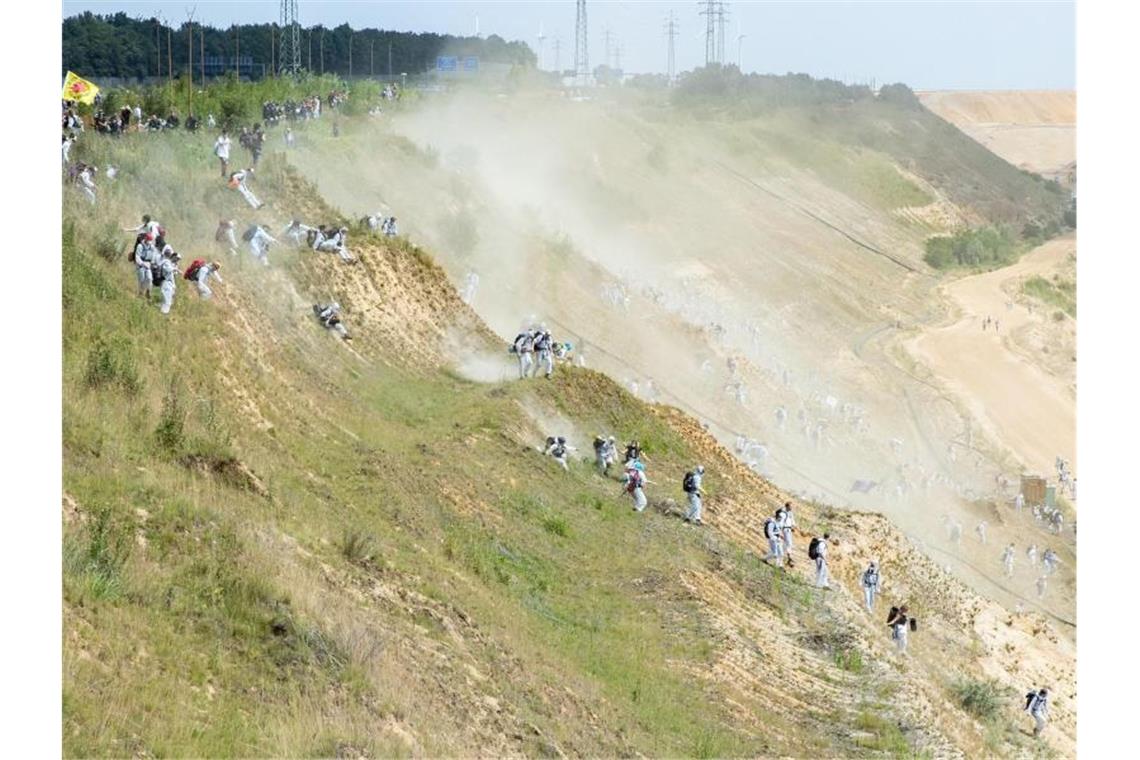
[63,126,1073,758]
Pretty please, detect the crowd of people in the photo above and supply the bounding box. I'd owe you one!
[63,84,1062,744]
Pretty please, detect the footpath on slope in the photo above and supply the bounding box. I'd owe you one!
[905,235,1076,480]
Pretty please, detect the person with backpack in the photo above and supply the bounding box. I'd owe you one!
[153,249,181,315]
[228,168,263,210]
[763,514,785,567]
[593,435,617,476]
[533,329,555,379]
[132,233,158,299]
[976,520,988,544]
[184,259,222,299]
[313,302,351,341]
[510,330,535,379]
[886,604,910,653]
[1027,543,1038,568]
[283,219,317,248]
[544,436,574,472]
[245,224,277,266]
[621,462,649,513]
[809,533,831,588]
[1001,543,1016,578]
[682,466,705,525]
[861,561,881,612]
[316,225,355,263]
[1025,687,1050,736]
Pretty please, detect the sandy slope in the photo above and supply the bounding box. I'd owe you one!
[918,91,1075,178]
[905,236,1076,478]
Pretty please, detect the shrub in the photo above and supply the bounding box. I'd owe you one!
[154,379,187,453]
[64,505,131,601]
[84,336,141,393]
[542,516,569,538]
[951,678,1008,722]
[924,227,1019,270]
[340,528,375,564]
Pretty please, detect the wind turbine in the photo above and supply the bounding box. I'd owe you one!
[736,22,746,71]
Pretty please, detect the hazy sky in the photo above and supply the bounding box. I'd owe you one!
[62,1,1075,90]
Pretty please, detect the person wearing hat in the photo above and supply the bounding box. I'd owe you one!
[155,248,181,315]
[194,260,223,299]
[683,465,705,525]
[861,561,882,612]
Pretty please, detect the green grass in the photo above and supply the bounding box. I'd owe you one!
[1023,274,1076,318]
[950,677,1009,723]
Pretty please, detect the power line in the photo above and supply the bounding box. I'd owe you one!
[279,0,302,76]
[574,0,589,84]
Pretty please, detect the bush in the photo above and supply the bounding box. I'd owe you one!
[340,528,375,564]
[951,678,1008,722]
[924,227,1020,270]
[84,336,141,393]
[154,379,187,453]
[64,505,131,601]
[541,516,569,538]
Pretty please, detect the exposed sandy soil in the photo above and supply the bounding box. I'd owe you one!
[918,90,1075,179]
[905,235,1076,478]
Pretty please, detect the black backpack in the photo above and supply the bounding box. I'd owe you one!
[1024,691,1037,711]
[887,606,900,625]
[150,262,165,286]
[242,225,258,242]
[808,537,822,560]
[683,471,696,493]
[593,437,605,452]
[764,519,777,540]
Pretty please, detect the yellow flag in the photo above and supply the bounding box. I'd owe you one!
[62,71,100,105]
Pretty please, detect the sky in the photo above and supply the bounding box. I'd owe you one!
[62,0,1075,90]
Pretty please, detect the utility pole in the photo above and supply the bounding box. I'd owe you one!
[736,19,746,71]
[603,26,611,69]
[186,8,196,116]
[349,31,353,77]
[717,2,729,68]
[200,25,205,85]
[308,30,312,71]
[279,0,301,77]
[154,18,161,79]
[167,22,173,85]
[536,22,546,70]
[235,25,240,78]
[388,41,392,77]
[553,36,561,74]
[574,0,588,84]
[320,29,325,74]
[664,11,677,85]
[370,39,374,76]
[699,1,729,66]
[270,23,275,76]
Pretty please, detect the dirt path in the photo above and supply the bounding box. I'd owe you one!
[905,236,1076,479]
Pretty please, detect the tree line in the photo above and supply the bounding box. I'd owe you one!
[63,12,535,80]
